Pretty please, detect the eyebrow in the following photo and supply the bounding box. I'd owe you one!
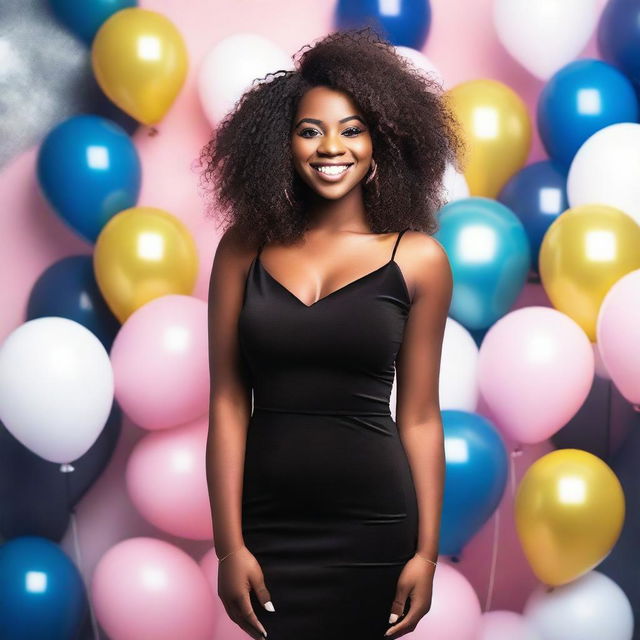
[294,115,366,128]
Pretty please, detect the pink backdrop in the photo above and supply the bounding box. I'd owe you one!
[0,0,611,622]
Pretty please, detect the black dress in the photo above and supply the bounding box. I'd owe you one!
[238,228,418,639]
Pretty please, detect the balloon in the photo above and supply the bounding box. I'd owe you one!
[110,295,209,430]
[597,269,640,406]
[0,536,88,640]
[94,206,198,322]
[497,160,568,274]
[0,404,121,541]
[478,306,594,444]
[126,417,212,539]
[334,0,431,49]
[445,79,531,197]
[0,317,114,467]
[27,255,120,352]
[440,410,508,557]
[395,45,444,87]
[434,197,531,330]
[92,8,188,125]
[539,204,640,341]
[439,318,479,412]
[524,571,633,640]
[48,0,136,44]
[493,0,598,80]
[197,33,292,126]
[411,562,481,639]
[537,59,638,169]
[567,122,640,225]
[515,449,625,586]
[476,610,541,640]
[598,0,640,86]
[36,114,141,243]
[91,537,216,640]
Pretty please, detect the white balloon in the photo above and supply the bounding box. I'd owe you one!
[394,45,444,87]
[493,0,598,80]
[441,162,470,205]
[197,33,293,126]
[567,122,640,225]
[523,571,634,640]
[476,610,541,640]
[0,317,114,466]
[391,317,478,417]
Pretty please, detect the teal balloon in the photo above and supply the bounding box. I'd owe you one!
[439,410,508,557]
[434,197,531,330]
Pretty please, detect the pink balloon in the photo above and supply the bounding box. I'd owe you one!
[110,295,209,430]
[126,417,212,539]
[597,269,640,407]
[411,562,481,639]
[476,610,541,639]
[91,537,216,640]
[478,307,594,444]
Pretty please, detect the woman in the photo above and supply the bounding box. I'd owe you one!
[200,27,464,640]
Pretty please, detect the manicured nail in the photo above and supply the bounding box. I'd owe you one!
[264,601,275,612]
[389,613,398,623]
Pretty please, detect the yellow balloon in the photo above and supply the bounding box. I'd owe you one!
[539,204,640,341]
[515,448,624,587]
[94,207,198,322]
[445,79,531,198]
[91,8,188,125]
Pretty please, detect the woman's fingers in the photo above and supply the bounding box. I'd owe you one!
[385,594,428,638]
[228,593,268,639]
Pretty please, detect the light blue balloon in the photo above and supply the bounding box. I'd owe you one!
[439,410,509,557]
[48,0,137,45]
[537,59,639,169]
[434,197,531,330]
[36,114,141,243]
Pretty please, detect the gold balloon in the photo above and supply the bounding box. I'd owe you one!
[539,204,640,342]
[445,79,531,198]
[94,207,198,322]
[91,8,188,125]
[515,448,625,587]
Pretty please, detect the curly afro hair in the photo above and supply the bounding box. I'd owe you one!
[197,26,466,245]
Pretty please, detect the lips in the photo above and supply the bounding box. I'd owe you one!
[309,162,354,182]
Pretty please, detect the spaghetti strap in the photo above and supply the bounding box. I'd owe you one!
[391,228,409,262]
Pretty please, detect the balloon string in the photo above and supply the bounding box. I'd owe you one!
[484,496,500,612]
[64,471,101,640]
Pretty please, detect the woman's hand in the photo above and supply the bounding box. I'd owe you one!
[384,554,435,637]
[217,545,275,639]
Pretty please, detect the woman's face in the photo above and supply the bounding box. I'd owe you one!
[290,86,373,199]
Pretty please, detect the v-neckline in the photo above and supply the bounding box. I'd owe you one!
[256,255,399,309]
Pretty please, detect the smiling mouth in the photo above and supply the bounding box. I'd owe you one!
[309,163,354,180]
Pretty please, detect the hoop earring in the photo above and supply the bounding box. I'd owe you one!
[365,158,377,184]
[284,187,294,207]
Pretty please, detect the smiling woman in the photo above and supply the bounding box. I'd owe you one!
[199,26,462,640]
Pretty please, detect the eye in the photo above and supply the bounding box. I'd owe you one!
[298,126,365,138]
[343,127,364,136]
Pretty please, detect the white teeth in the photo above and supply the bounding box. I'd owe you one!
[314,164,350,175]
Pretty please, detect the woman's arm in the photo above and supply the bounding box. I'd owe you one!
[395,233,453,563]
[206,227,254,559]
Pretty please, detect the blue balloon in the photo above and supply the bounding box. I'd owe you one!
[439,410,508,557]
[0,537,88,639]
[497,160,568,275]
[26,255,120,352]
[49,0,137,44]
[537,59,639,169]
[434,197,531,330]
[36,114,141,243]
[334,0,431,49]
[598,0,640,86]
